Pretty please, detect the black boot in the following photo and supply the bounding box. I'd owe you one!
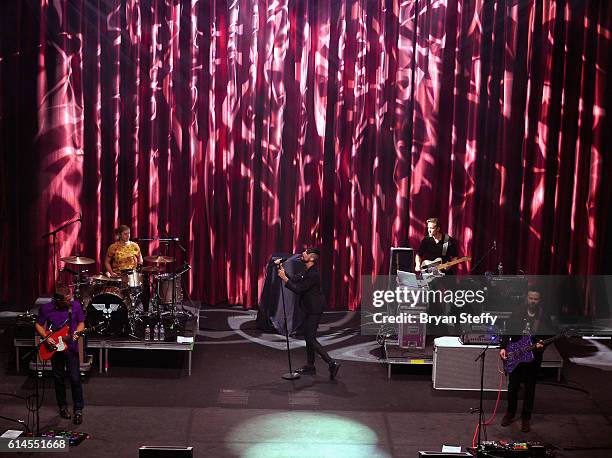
[329,361,341,380]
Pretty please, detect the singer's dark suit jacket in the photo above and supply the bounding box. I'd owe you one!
[285,266,326,315]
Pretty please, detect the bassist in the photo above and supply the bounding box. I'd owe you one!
[499,287,553,432]
[415,218,459,274]
[34,287,85,425]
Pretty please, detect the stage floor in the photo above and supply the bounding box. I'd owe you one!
[1,306,611,457]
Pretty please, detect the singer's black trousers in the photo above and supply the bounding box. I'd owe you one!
[506,360,540,420]
[303,313,332,366]
[51,351,84,412]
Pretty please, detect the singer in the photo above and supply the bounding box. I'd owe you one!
[104,224,143,277]
[277,248,341,380]
[34,287,86,425]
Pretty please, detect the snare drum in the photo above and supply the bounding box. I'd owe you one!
[157,274,183,304]
[121,269,143,289]
[86,287,129,336]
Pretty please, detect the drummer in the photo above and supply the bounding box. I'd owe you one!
[104,225,143,277]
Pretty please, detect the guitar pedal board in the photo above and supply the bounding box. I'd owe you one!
[38,428,90,446]
[471,440,555,457]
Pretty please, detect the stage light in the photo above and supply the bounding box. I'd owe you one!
[226,411,390,458]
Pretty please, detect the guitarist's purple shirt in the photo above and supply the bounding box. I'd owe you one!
[36,300,85,353]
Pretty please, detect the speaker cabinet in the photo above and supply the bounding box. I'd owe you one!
[432,337,507,391]
[139,446,193,457]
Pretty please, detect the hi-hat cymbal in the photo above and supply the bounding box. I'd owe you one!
[141,266,161,273]
[143,255,174,263]
[60,256,95,265]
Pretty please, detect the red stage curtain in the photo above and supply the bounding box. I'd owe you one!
[1,0,610,309]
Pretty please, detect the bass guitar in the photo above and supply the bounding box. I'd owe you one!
[503,332,567,374]
[421,256,471,274]
[38,325,99,361]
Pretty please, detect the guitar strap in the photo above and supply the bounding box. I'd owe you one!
[441,234,450,257]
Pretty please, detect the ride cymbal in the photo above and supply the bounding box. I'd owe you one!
[60,256,95,265]
[143,255,174,263]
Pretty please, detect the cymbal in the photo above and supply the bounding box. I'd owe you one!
[60,256,95,265]
[143,255,174,263]
[88,274,115,282]
[141,266,160,273]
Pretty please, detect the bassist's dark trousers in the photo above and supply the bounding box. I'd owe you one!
[506,358,541,420]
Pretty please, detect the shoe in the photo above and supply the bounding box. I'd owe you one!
[295,365,316,375]
[329,361,341,380]
[521,419,530,432]
[73,411,83,425]
[59,407,71,419]
[501,413,514,427]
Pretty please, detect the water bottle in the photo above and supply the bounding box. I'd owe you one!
[154,324,159,341]
[160,324,165,342]
[144,325,151,341]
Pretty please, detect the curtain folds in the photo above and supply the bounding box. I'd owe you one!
[0,0,610,309]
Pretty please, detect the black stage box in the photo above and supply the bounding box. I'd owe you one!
[139,446,193,457]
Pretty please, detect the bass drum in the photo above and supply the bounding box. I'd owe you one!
[86,287,129,336]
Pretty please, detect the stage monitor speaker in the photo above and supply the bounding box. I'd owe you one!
[389,247,414,275]
[418,452,473,457]
[139,446,193,457]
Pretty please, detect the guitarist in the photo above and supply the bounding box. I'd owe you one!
[34,287,85,425]
[415,218,459,274]
[499,287,552,432]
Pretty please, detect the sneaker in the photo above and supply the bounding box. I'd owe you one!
[329,361,341,380]
[501,413,514,427]
[73,411,83,425]
[295,365,316,375]
[59,407,71,419]
[521,419,530,432]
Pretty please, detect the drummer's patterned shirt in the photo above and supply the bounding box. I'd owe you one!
[106,241,141,272]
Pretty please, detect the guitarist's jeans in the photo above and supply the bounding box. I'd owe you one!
[303,313,332,366]
[51,351,84,412]
[507,360,540,420]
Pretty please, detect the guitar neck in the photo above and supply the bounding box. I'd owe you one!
[522,334,561,353]
[436,256,470,270]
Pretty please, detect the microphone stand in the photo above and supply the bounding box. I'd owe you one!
[471,241,496,274]
[42,216,81,293]
[474,342,492,455]
[22,318,68,436]
[278,261,299,381]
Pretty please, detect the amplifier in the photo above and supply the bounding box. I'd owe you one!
[139,446,194,457]
[460,324,500,345]
[460,333,499,345]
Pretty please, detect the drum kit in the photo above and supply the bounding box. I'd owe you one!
[60,254,190,339]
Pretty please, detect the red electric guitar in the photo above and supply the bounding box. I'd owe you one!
[38,325,99,361]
